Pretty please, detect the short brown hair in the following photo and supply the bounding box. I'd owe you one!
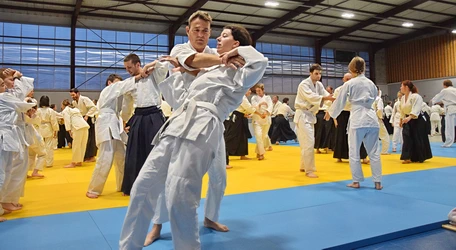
[443,79,453,87]
[254,83,265,91]
[223,24,252,46]
[124,53,141,65]
[348,56,365,75]
[62,99,73,108]
[188,11,212,27]
[105,74,123,86]
[310,64,322,73]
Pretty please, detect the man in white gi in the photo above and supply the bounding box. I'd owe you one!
[390,91,403,152]
[0,76,36,222]
[119,23,267,250]
[431,79,456,147]
[269,95,281,138]
[86,73,142,199]
[70,88,98,162]
[294,64,334,178]
[0,68,34,212]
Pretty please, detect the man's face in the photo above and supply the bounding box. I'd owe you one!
[70,92,79,101]
[186,18,211,52]
[272,96,278,103]
[310,70,322,82]
[124,60,141,76]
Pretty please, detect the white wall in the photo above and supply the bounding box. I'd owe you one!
[386,77,456,103]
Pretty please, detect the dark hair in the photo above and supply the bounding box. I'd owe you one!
[223,24,252,46]
[124,53,141,65]
[443,79,453,87]
[26,98,38,109]
[401,80,418,93]
[50,104,56,109]
[70,88,79,94]
[39,95,50,107]
[310,64,322,73]
[283,97,289,103]
[106,74,123,86]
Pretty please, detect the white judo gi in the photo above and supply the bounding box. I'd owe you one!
[430,104,443,136]
[37,107,59,167]
[293,77,330,174]
[390,100,403,151]
[328,74,382,183]
[119,46,268,250]
[0,77,34,205]
[0,93,36,214]
[432,86,456,147]
[24,109,46,173]
[87,77,137,196]
[251,94,273,156]
[62,106,90,163]
[373,95,390,154]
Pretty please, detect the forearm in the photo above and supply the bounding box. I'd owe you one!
[184,53,221,69]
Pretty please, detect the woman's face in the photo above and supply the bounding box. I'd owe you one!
[400,83,408,94]
[256,87,264,97]
[216,29,239,54]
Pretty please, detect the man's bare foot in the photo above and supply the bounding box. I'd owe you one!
[64,163,76,168]
[258,155,264,160]
[13,203,22,207]
[316,149,322,154]
[75,162,82,166]
[362,159,370,164]
[375,182,383,190]
[1,203,22,211]
[240,156,251,160]
[122,193,129,196]
[347,182,360,188]
[0,217,6,222]
[144,224,162,246]
[256,153,260,159]
[402,160,412,164]
[84,157,96,163]
[31,170,44,178]
[86,192,98,199]
[226,165,233,169]
[1,210,11,215]
[204,217,229,232]
[266,146,273,151]
[306,173,318,178]
[336,159,342,163]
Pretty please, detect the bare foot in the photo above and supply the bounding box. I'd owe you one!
[204,217,229,232]
[46,165,53,168]
[256,154,260,159]
[0,217,6,222]
[306,173,318,178]
[402,160,412,164]
[347,182,360,189]
[375,182,383,190]
[144,224,162,247]
[240,156,251,160]
[31,170,44,178]
[258,155,264,160]
[336,159,342,163]
[226,165,233,169]
[362,159,370,164]
[64,163,76,168]
[392,148,397,152]
[86,192,98,199]
[75,162,82,166]
[266,146,273,151]
[1,203,22,211]
[275,141,279,145]
[84,157,96,163]
[27,175,32,178]
[316,149,321,154]
[1,210,11,215]
[122,193,129,196]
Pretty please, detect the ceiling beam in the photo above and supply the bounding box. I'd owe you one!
[169,0,209,34]
[318,0,430,47]
[362,0,454,17]
[71,0,83,27]
[251,0,324,41]
[375,16,456,50]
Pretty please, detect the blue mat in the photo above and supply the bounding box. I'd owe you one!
[2,167,456,250]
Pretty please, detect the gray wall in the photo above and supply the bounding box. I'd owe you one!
[386,77,456,103]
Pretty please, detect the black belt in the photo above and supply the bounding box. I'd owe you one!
[134,106,161,116]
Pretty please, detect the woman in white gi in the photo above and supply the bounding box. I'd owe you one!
[119,24,268,250]
[24,99,46,178]
[251,84,273,160]
[399,80,432,163]
[390,91,403,152]
[373,88,390,155]
[37,96,59,168]
[86,74,140,199]
[0,68,34,212]
[61,99,90,168]
[431,80,456,148]
[327,56,383,190]
[294,64,334,178]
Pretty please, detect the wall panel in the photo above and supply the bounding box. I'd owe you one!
[386,34,456,83]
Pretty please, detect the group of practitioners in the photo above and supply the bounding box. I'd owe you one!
[1,10,456,250]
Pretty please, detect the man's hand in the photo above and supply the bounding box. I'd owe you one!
[333,118,338,128]
[84,116,89,121]
[323,94,335,102]
[160,56,180,68]
[124,126,130,134]
[324,112,331,121]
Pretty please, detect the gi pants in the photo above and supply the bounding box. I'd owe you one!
[72,128,89,163]
[0,146,28,203]
[296,114,316,174]
[348,127,382,183]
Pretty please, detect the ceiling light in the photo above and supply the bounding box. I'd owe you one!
[341,13,354,19]
[452,29,456,34]
[265,1,279,7]
[402,22,414,28]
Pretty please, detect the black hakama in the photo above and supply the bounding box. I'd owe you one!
[58,123,72,148]
[383,116,394,134]
[224,111,251,157]
[401,112,432,162]
[270,114,297,143]
[314,110,327,149]
[84,118,97,160]
[121,106,165,195]
[333,111,368,159]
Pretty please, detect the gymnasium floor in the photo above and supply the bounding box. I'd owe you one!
[0,139,455,250]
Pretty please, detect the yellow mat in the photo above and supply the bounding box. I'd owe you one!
[5,144,455,220]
